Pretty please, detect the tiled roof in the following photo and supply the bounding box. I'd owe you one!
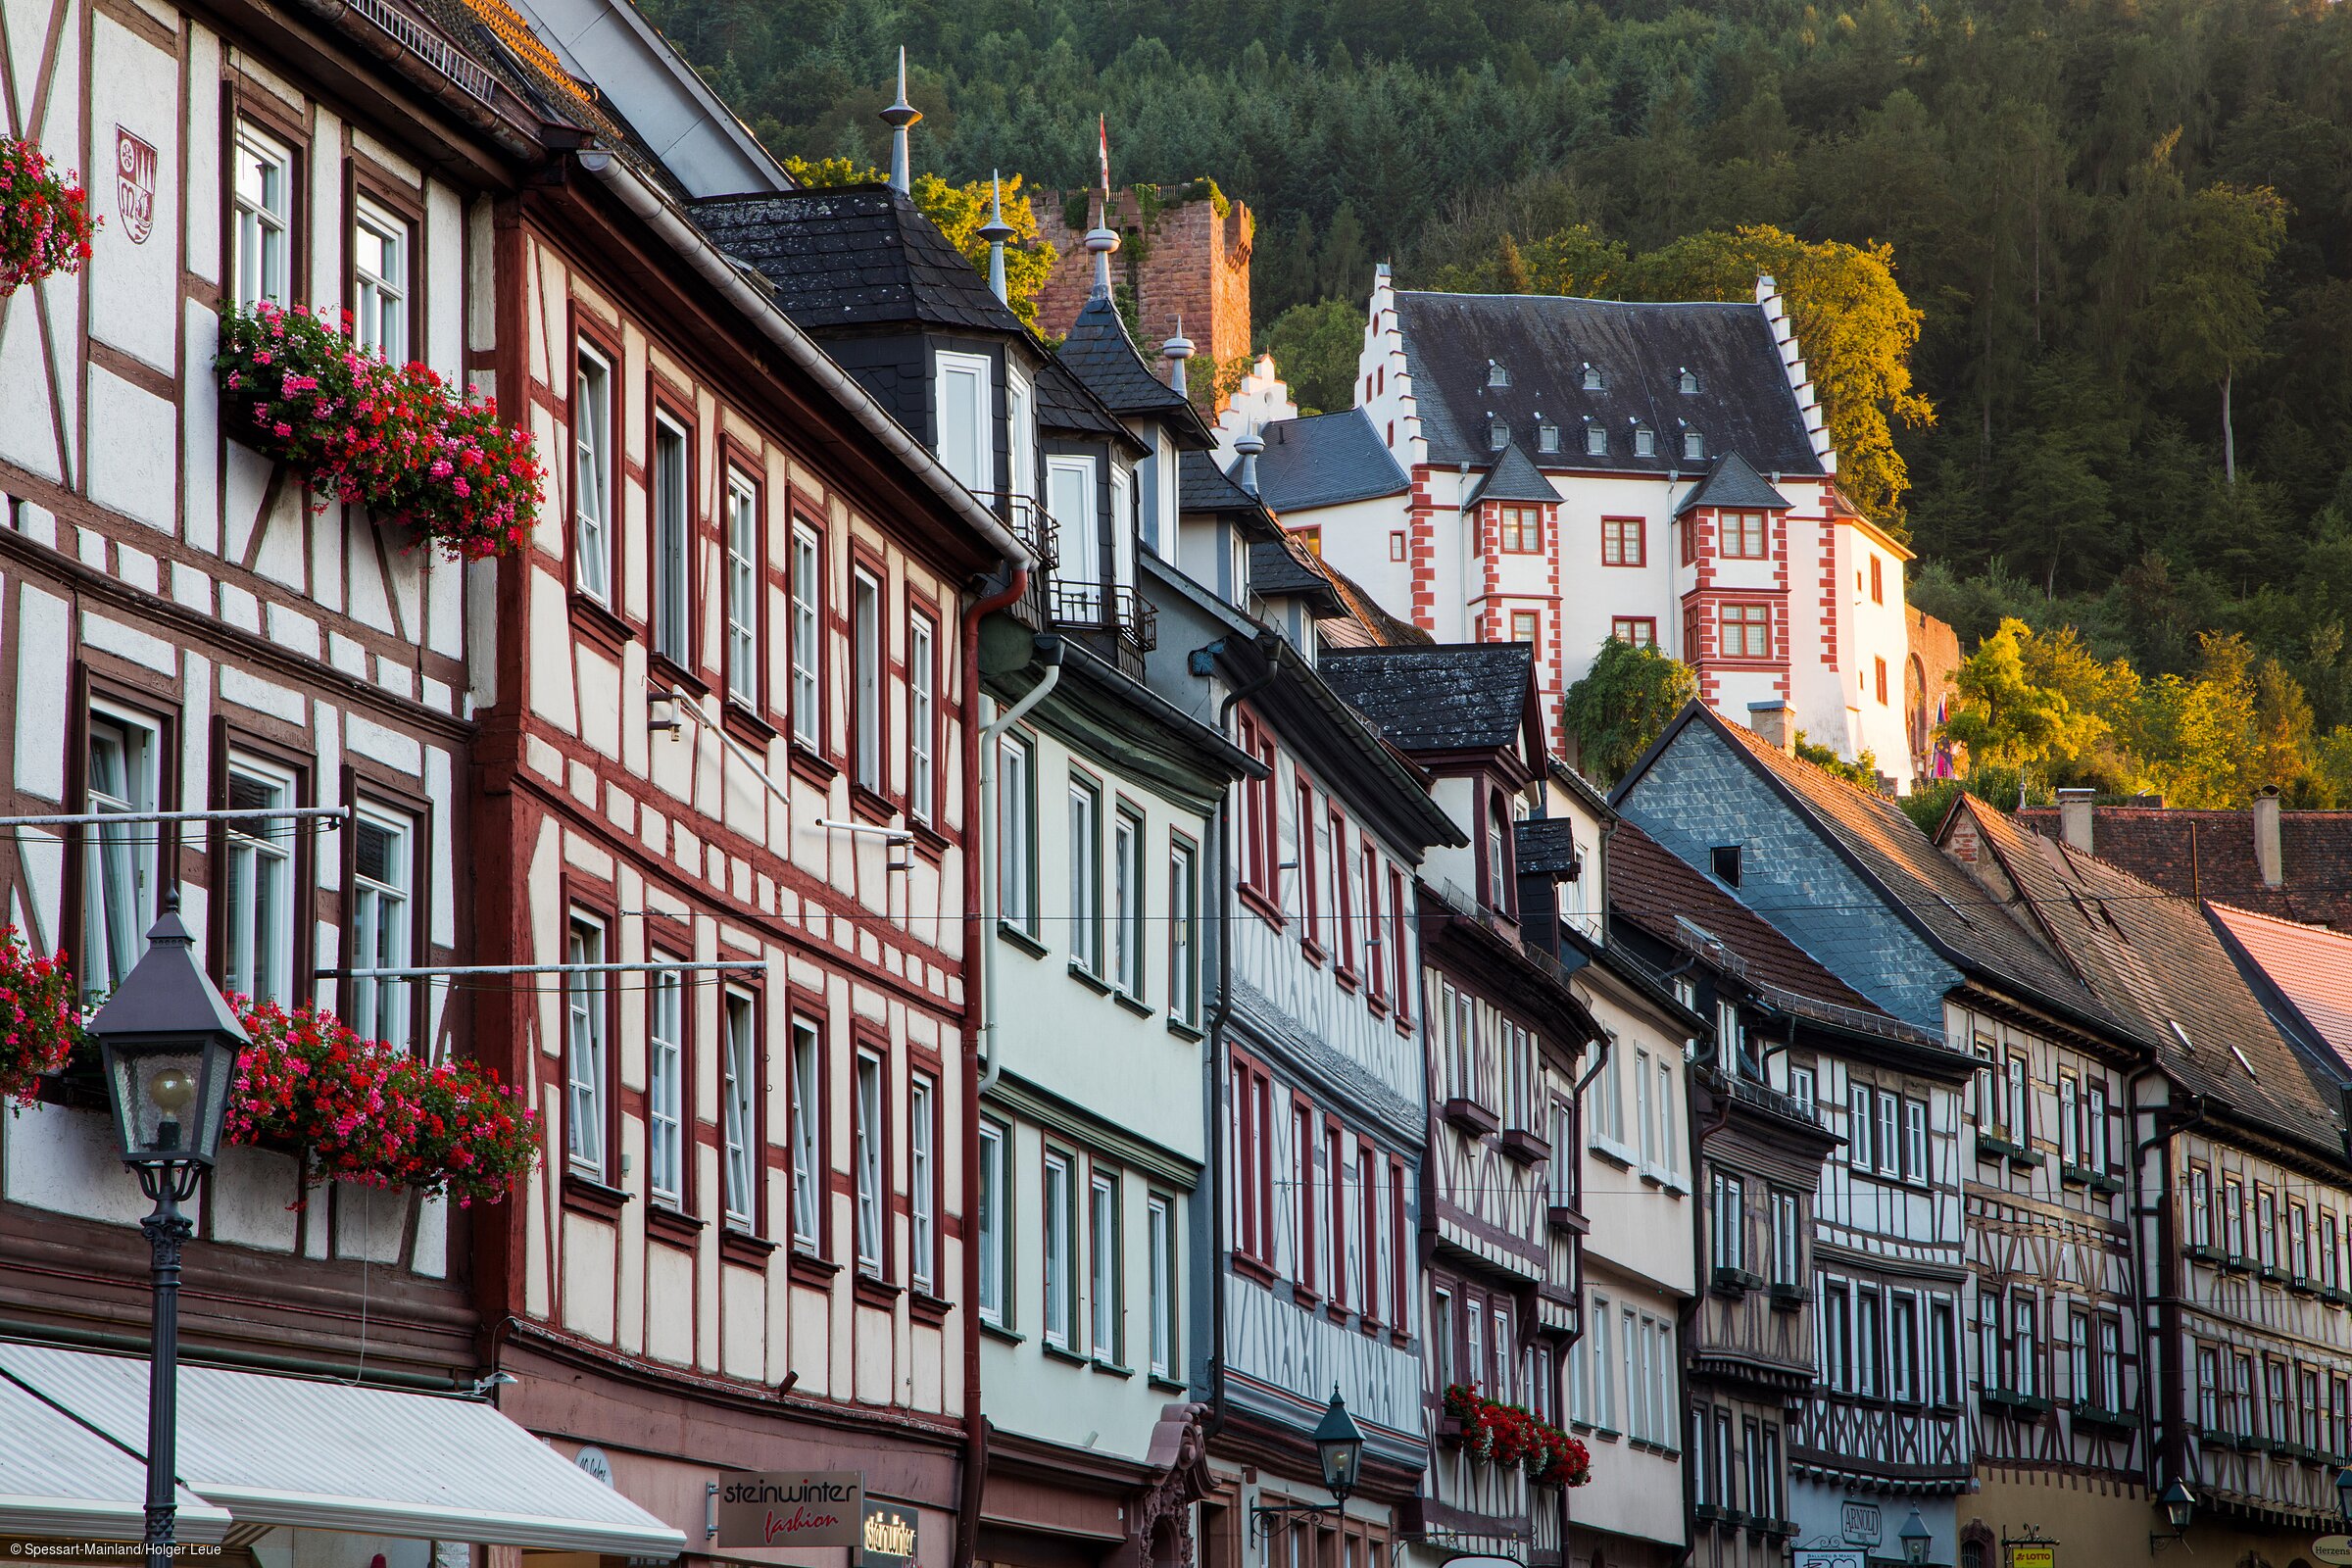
[1675,451,1791,514]
[2209,904,2352,1071]
[1315,559,1432,650]
[1961,802,2342,1153]
[1609,821,1900,1025]
[1248,537,1345,614]
[1393,292,1826,474]
[1058,295,1212,444]
[1465,441,1561,506]
[2015,807,2352,929]
[691,185,1028,336]
[1516,817,1583,876]
[1252,410,1410,511]
[1319,643,1535,753]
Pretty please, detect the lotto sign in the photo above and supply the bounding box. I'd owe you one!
[711,1471,864,1548]
[115,126,157,244]
[2007,1545,2057,1568]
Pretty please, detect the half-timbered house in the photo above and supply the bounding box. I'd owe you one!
[1318,644,1601,1568]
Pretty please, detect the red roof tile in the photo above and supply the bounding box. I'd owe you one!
[2210,903,2352,1072]
[2016,807,2352,929]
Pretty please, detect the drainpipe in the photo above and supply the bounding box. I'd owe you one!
[1201,632,1286,1447]
[954,568,1035,1568]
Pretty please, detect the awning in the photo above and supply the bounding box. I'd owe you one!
[0,1343,686,1556]
[0,1372,232,1542]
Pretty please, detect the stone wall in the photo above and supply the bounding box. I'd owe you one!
[1032,183,1254,408]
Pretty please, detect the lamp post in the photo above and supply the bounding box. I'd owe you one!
[87,900,247,1568]
[1249,1388,1367,1541]
[1897,1507,1932,1566]
[2149,1478,2195,1554]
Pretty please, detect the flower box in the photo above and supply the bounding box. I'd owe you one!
[1441,1384,1590,1487]
[0,928,80,1107]
[0,135,97,293]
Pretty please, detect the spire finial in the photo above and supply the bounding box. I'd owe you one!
[1161,314,1196,396]
[979,171,1015,304]
[1235,424,1265,497]
[1085,112,1119,299]
[881,48,921,195]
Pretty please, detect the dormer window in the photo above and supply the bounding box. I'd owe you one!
[1679,368,1699,395]
[1684,429,1705,462]
[1488,415,1509,451]
[1487,360,1510,388]
[1538,419,1559,454]
[1582,363,1603,391]
[1634,426,1655,458]
[1585,423,1606,457]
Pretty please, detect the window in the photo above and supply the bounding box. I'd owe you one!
[2067,1308,2090,1402]
[908,614,936,824]
[1336,1125,1358,1310]
[999,734,1036,934]
[1890,1294,1920,1403]
[1290,1109,1318,1294]
[721,991,758,1228]
[1169,839,1200,1027]
[1711,1171,1745,1271]
[1583,365,1604,391]
[1585,423,1606,457]
[2224,1176,2245,1257]
[1487,361,1509,387]
[221,760,296,1004]
[2010,1292,2038,1397]
[790,523,822,747]
[1717,603,1772,660]
[1389,866,1411,1016]
[1007,368,1034,508]
[852,570,882,791]
[2197,1346,2222,1429]
[1590,1298,1615,1429]
[2005,1053,2031,1144]
[564,917,608,1177]
[1487,416,1509,451]
[1500,505,1542,553]
[2267,1358,2290,1442]
[1069,778,1102,971]
[1363,847,1386,1006]
[1112,807,1145,997]
[1637,1051,1655,1167]
[910,1073,937,1294]
[1680,368,1700,394]
[1876,1090,1901,1179]
[1467,1299,1485,1396]
[1230,1058,1275,1267]
[347,807,412,1046]
[2085,1079,2110,1169]
[1824,1284,1853,1391]
[647,962,686,1205]
[1610,616,1657,648]
[572,346,613,603]
[1903,1099,1929,1183]
[1051,456,1102,612]
[1333,811,1359,975]
[1771,1189,1801,1286]
[724,471,760,707]
[81,710,163,1004]
[2232,1351,2255,1436]
[1433,1288,1455,1394]
[1875,657,1889,706]
[978,1120,1009,1325]
[1298,779,1321,947]
[935,350,994,497]
[351,197,408,361]
[1360,1142,1383,1321]
[230,122,292,308]
[1090,1169,1119,1362]
[1485,795,1509,915]
[2325,1211,2341,1291]
[1390,531,1406,562]
[652,416,691,664]
[1930,1300,1956,1405]
[1633,426,1654,457]
[2100,1317,2123,1413]
[2291,1200,2311,1280]
[790,1017,822,1251]
[855,1050,885,1277]
[1848,1083,1875,1172]
[1721,510,1768,558]
[1870,554,1885,603]
[1856,1288,1883,1398]
[1148,1195,1176,1378]
[1601,515,1644,566]
[1789,1064,1817,1116]
[2258,1186,2278,1268]
[1682,428,1704,462]
[1043,1151,1077,1348]
[1538,420,1559,454]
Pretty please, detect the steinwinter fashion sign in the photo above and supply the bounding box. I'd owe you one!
[713,1472,864,1548]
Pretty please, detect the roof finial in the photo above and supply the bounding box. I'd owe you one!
[979,171,1015,304]
[1161,314,1196,397]
[1086,112,1119,299]
[881,48,921,195]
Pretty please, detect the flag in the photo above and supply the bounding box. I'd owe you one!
[1098,114,1110,196]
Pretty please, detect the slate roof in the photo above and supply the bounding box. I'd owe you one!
[1318,643,1534,754]
[692,185,1029,337]
[2210,904,2352,1072]
[1465,441,1562,506]
[1960,801,2342,1154]
[1249,538,1346,615]
[1609,821,1901,1027]
[1315,560,1432,651]
[1516,817,1584,877]
[1393,292,1826,475]
[1675,451,1791,515]
[2014,807,2352,929]
[1033,354,1137,445]
[1253,410,1410,511]
[1058,295,1214,446]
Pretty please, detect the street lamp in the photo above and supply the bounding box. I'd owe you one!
[2150,1478,2195,1554]
[1250,1387,1368,1541]
[1897,1507,1932,1566]
[87,900,247,1568]
[2334,1465,2352,1523]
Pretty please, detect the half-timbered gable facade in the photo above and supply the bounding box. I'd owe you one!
[1943,799,2352,1562]
[1319,644,1601,1568]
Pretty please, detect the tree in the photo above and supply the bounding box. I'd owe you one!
[2144,182,2289,484]
[1263,298,1363,415]
[783,157,1059,331]
[1560,639,1697,785]
[1795,731,1883,788]
[1938,618,2075,770]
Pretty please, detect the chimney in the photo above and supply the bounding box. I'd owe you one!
[1161,316,1195,397]
[2057,788,2094,855]
[1746,700,1792,755]
[1234,428,1264,496]
[2253,785,2283,888]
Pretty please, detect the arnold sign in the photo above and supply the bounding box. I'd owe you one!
[713,1471,864,1549]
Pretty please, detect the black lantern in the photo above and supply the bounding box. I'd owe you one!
[1897,1508,1932,1566]
[2334,1466,2352,1523]
[90,904,244,1174]
[1312,1387,1365,1504]
[2159,1479,2194,1532]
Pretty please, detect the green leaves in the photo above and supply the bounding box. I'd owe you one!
[1560,638,1697,786]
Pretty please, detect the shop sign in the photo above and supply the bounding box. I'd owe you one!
[2311,1537,2352,1566]
[1793,1550,1865,1568]
[2007,1545,2056,1568]
[1841,1503,1883,1546]
[713,1471,865,1548]
[860,1501,919,1567]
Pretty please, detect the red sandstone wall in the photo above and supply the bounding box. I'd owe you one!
[1031,184,1254,410]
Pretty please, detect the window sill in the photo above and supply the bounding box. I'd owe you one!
[1395,1014,1416,1038]
[1113,992,1154,1020]
[563,1172,632,1220]
[1334,966,1359,994]
[1232,1252,1279,1288]
[567,592,634,659]
[1322,1301,1352,1326]
[1149,1374,1188,1395]
[853,1272,904,1309]
[909,1290,954,1326]
[1390,1328,1412,1349]
[1366,995,1391,1019]
[1546,1205,1588,1235]
[719,1228,777,1268]
[980,1319,1025,1346]
[721,702,778,751]
[788,1250,842,1289]
[1588,1138,1635,1171]
[999,921,1050,958]
[1042,1342,1092,1368]
[1238,885,1287,930]
[649,652,703,700]
[1499,1128,1551,1165]
[1299,939,1327,967]
[786,745,837,789]
[1443,1098,1500,1138]
[1068,960,1112,995]
[1093,1359,1135,1379]
[1166,1016,1205,1043]
[908,820,950,860]
[646,1203,706,1247]
[850,783,898,826]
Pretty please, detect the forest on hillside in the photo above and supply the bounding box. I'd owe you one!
[636,0,2352,799]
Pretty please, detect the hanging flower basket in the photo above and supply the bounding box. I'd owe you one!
[1440,1384,1591,1487]
[0,134,97,294]
[215,303,542,561]
[225,999,538,1206]
[0,928,82,1108]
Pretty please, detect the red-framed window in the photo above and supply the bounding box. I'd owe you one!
[1364,845,1387,1006]
[1388,865,1411,1022]
[1332,808,1357,979]
[1722,510,1769,559]
[1717,602,1773,661]
[1500,505,1543,554]
[1298,778,1323,958]
[1293,1098,1319,1298]
[1232,1055,1276,1268]
[1602,515,1644,566]
[1611,616,1657,648]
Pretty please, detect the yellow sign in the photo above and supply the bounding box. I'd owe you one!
[2007,1545,2057,1568]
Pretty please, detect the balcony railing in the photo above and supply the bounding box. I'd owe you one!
[1051,581,1156,652]
[968,490,1058,570]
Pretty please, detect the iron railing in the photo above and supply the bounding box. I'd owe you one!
[347,0,497,102]
[1051,581,1156,652]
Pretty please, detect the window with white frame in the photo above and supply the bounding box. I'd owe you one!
[231,122,292,308]
[908,614,936,824]
[82,710,162,1004]
[790,523,821,747]
[999,733,1036,934]
[721,990,758,1228]
[854,1050,885,1277]
[853,570,882,792]
[1891,1293,1919,1403]
[1111,808,1144,997]
[1089,1168,1119,1362]
[1590,1296,1615,1430]
[647,963,686,1205]
[789,1017,822,1251]
[1904,1098,1929,1182]
[1434,1287,1456,1396]
[352,197,409,362]
[1044,1150,1076,1348]
[1770,1189,1801,1286]
[1050,456,1102,614]
[221,760,296,1004]
[1585,423,1606,456]
[1069,777,1102,971]
[1148,1194,1176,1379]
[348,807,412,1046]
[724,471,760,706]
[651,416,691,664]
[572,347,613,603]
[978,1120,1009,1325]
[934,350,995,498]
[910,1073,937,1295]
[1711,1170,1745,1271]
[1169,838,1200,1027]
[564,916,607,1177]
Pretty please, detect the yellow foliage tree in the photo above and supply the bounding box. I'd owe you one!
[783,157,1058,333]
